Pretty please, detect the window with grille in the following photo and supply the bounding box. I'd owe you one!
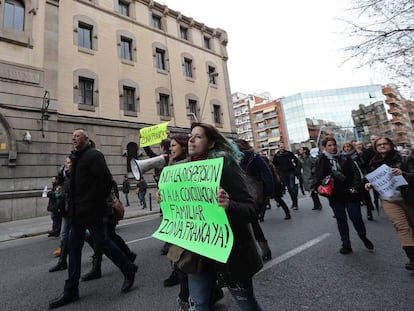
[78,22,92,49]
[208,66,217,84]
[121,36,132,60]
[159,94,170,117]
[189,99,198,120]
[203,36,211,49]
[123,86,135,111]
[184,58,193,78]
[3,0,24,31]
[156,48,166,70]
[152,14,162,29]
[79,77,94,105]
[180,25,188,40]
[213,105,222,124]
[118,0,129,16]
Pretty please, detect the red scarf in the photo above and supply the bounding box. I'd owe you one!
[192,153,208,161]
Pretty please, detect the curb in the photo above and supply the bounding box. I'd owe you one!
[0,208,161,243]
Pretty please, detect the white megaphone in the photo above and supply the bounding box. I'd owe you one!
[130,155,168,180]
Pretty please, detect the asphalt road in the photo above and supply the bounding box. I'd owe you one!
[1,194,413,311]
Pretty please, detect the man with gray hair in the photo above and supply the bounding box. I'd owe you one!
[49,128,138,309]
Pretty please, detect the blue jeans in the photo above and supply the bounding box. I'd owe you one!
[51,211,62,234]
[228,279,262,311]
[60,216,70,242]
[64,221,135,295]
[123,193,130,206]
[188,270,216,311]
[281,172,298,206]
[188,270,262,311]
[329,199,367,247]
[138,191,146,208]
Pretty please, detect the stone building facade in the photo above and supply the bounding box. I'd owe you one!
[0,0,234,222]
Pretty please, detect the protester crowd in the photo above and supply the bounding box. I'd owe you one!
[45,126,414,310]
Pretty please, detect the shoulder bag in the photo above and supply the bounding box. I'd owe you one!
[317,175,334,197]
[112,192,125,221]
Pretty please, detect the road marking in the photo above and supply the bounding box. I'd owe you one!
[126,235,153,244]
[118,214,160,227]
[257,233,331,275]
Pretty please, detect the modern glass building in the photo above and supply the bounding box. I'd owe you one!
[281,85,385,147]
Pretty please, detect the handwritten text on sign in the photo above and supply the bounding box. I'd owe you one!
[139,122,169,147]
[365,164,408,198]
[152,158,234,263]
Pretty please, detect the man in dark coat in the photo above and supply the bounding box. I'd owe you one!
[49,128,138,309]
[272,143,300,209]
[122,175,130,207]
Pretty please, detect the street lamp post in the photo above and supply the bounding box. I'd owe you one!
[200,72,219,121]
[316,125,327,147]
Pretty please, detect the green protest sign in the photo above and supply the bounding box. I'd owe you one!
[139,121,169,147]
[152,157,234,263]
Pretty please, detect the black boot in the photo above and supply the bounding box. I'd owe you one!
[403,246,414,270]
[49,241,68,272]
[121,264,138,293]
[367,208,374,221]
[292,197,298,210]
[81,254,102,281]
[163,269,180,287]
[49,292,79,309]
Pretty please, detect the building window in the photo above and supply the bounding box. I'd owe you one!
[203,36,211,49]
[188,99,198,120]
[119,79,139,116]
[156,48,166,70]
[118,0,129,16]
[3,0,24,31]
[78,22,92,49]
[159,93,170,117]
[117,30,136,63]
[123,86,135,112]
[213,105,222,124]
[184,58,193,78]
[152,14,162,29]
[180,25,188,40]
[208,66,217,84]
[0,0,34,47]
[120,36,132,60]
[79,77,94,106]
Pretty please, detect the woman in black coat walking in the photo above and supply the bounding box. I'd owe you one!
[313,136,374,255]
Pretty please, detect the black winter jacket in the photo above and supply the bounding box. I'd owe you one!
[272,150,298,177]
[218,158,263,284]
[68,144,113,225]
[192,155,263,284]
[401,154,414,205]
[313,153,362,202]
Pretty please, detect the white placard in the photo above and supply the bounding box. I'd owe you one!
[42,186,48,198]
[365,164,408,199]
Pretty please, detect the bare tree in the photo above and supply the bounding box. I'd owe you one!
[340,0,414,96]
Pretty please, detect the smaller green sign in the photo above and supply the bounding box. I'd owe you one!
[152,157,234,263]
[139,122,169,147]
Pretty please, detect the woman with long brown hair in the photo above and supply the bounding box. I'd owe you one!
[186,122,263,310]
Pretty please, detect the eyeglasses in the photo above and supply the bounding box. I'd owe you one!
[376,142,389,147]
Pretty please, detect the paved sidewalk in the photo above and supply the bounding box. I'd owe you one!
[0,203,161,243]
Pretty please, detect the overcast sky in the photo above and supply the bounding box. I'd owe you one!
[161,0,383,98]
